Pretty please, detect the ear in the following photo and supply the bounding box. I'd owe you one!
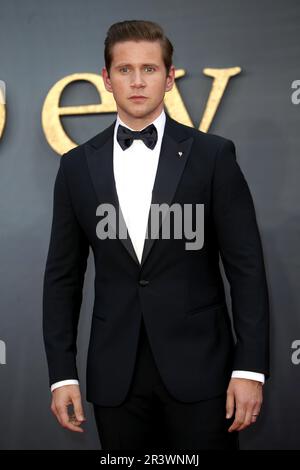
[102,67,113,93]
[165,65,175,93]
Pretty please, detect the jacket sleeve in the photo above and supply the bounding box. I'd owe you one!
[42,155,90,386]
[212,139,270,378]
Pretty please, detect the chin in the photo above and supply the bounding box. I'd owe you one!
[128,108,150,117]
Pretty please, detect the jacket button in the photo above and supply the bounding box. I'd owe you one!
[139,279,149,286]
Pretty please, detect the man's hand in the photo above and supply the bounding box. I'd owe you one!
[226,378,263,432]
[51,384,86,433]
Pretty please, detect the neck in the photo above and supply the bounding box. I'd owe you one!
[117,106,164,130]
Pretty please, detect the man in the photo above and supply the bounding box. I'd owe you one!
[43,20,270,450]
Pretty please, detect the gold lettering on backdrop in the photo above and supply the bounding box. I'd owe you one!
[40,67,241,154]
[0,84,5,139]
[41,73,117,154]
[0,105,5,139]
[201,67,241,132]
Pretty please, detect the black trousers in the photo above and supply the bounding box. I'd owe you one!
[93,317,239,451]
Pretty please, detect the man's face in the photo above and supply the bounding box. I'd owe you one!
[102,40,175,125]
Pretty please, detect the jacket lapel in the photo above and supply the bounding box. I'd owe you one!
[140,118,194,266]
[85,113,194,268]
[85,120,140,266]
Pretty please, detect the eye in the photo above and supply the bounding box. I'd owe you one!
[120,67,129,73]
[144,66,155,72]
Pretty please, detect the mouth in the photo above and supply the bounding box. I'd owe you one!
[129,96,147,101]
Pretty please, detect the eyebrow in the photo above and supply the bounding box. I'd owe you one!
[114,63,159,69]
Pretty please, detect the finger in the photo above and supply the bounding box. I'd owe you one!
[68,412,85,430]
[228,404,246,432]
[251,403,262,424]
[72,394,86,423]
[238,407,253,431]
[57,405,84,433]
[226,392,235,419]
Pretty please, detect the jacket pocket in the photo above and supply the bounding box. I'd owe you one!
[185,301,226,317]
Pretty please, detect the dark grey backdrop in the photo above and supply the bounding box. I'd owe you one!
[0,0,299,450]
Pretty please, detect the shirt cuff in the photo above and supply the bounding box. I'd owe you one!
[50,379,79,392]
[231,370,265,384]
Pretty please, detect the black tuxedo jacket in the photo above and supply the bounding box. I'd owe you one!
[43,113,270,406]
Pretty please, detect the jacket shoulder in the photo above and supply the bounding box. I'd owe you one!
[170,117,233,150]
[60,119,115,167]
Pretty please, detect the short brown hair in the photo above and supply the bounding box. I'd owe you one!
[104,20,174,76]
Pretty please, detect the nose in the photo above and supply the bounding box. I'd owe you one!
[130,70,145,88]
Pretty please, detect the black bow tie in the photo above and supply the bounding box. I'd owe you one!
[117,123,158,150]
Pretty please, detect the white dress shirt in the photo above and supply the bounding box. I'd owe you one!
[51,109,264,391]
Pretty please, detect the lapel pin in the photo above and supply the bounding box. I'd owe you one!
[178,151,183,157]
